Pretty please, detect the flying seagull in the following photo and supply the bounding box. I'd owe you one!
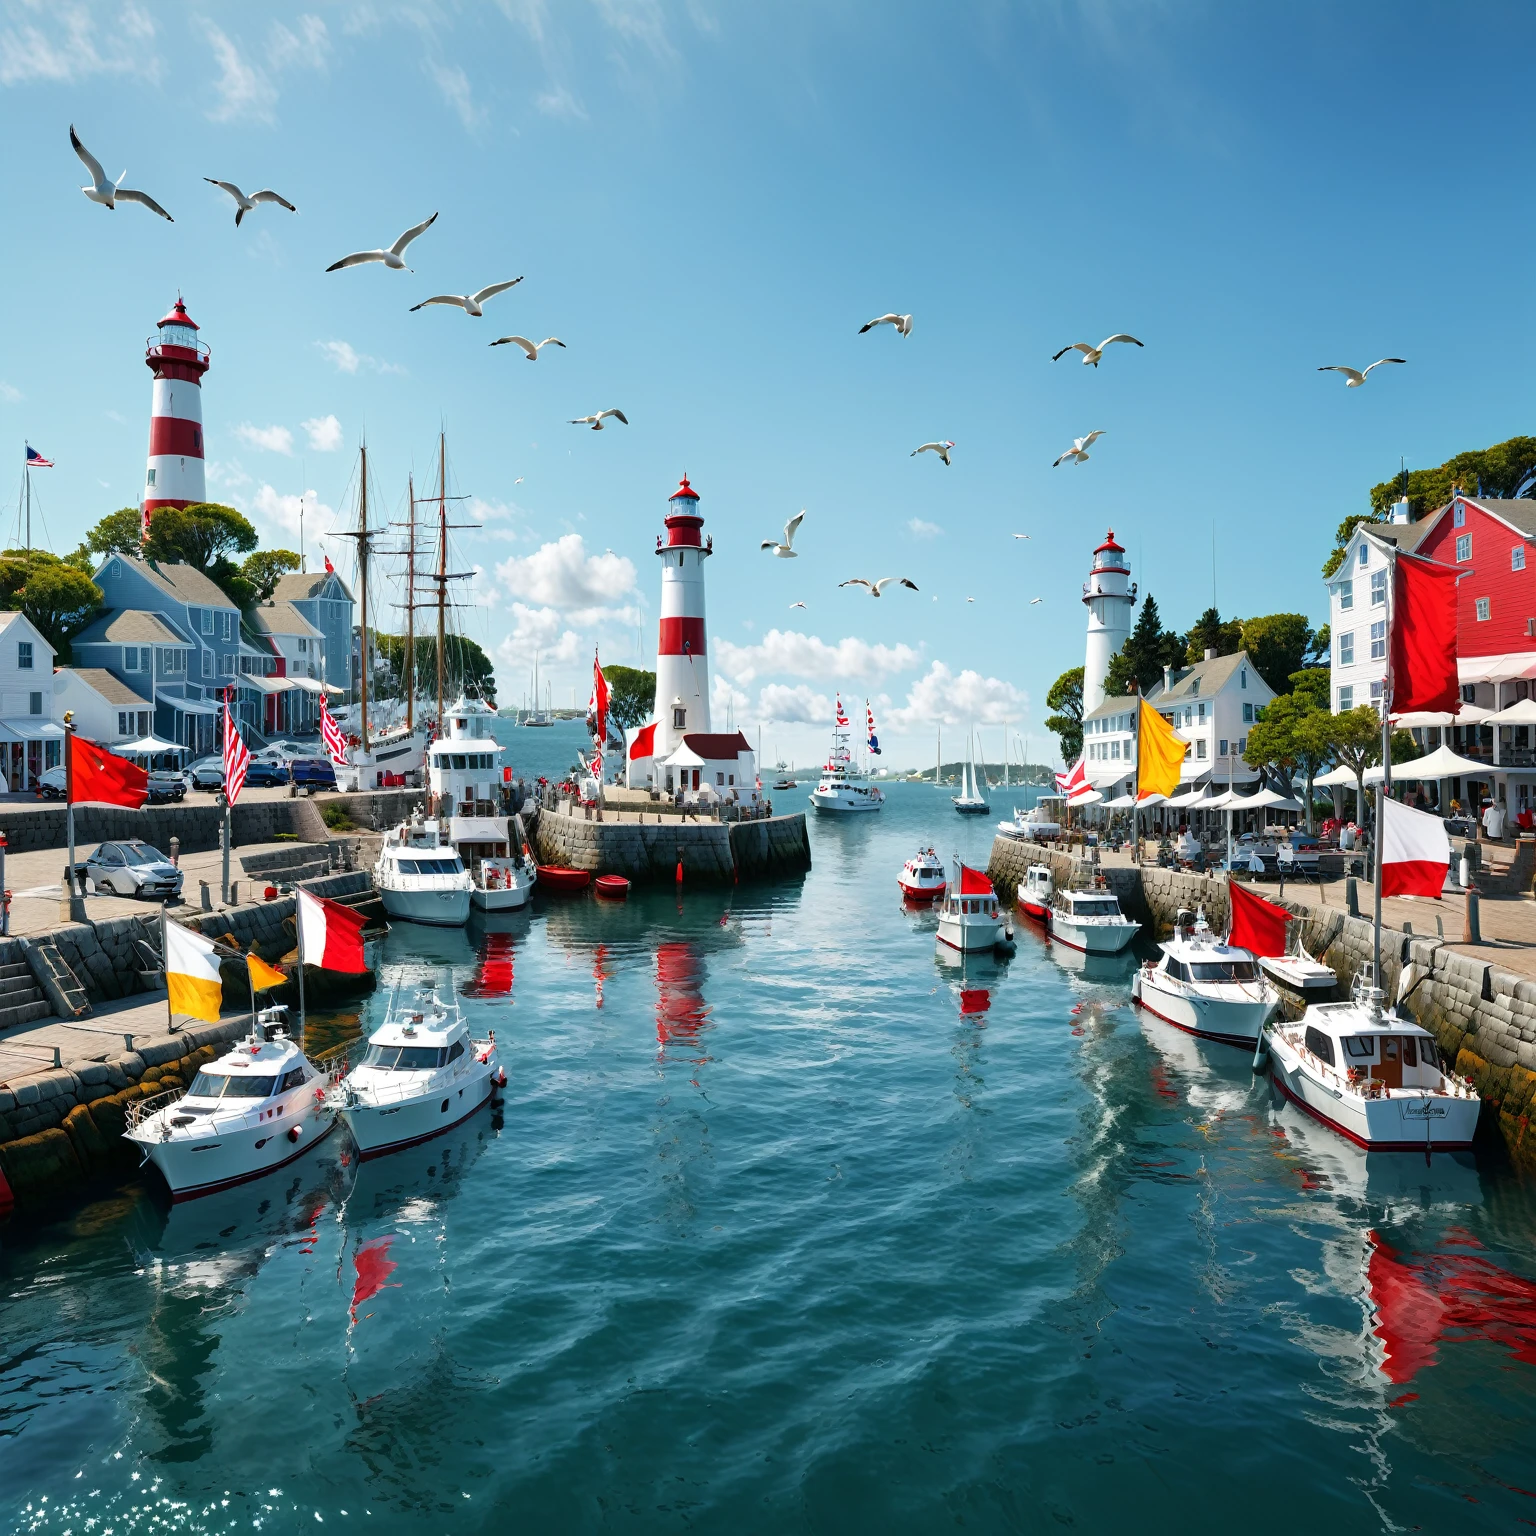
[839,577,919,597]
[204,178,296,226]
[1052,334,1143,367]
[490,334,564,359]
[570,409,628,430]
[70,126,172,220]
[966,597,976,603]
[911,440,955,466]
[411,278,523,316]
[761,511,805,558]
[1053,430,1105,467]
[1029,597,1043,605]
[790,601,807,609]
[326,212,438,272]
[859,313,912,337]
[1317,359,1406,387]
[1013,533,1031,540]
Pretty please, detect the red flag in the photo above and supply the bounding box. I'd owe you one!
[320,696,349,765]
[629,721,657,760]
[69,734,147,808]
[958,863,992,896]
[592,649,610,743]
[1227,878,1290,957]
[324,554,335,573]
[1380,797,1450,898]
[297,887,368,972]
[1390,548,1459,715]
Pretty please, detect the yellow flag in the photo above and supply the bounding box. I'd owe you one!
[1137,696,1189,800]
[164,921,225,1025]
[247,953,288,992]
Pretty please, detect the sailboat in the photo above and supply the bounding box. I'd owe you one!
[524,650,552,726]
[953,728,990,815]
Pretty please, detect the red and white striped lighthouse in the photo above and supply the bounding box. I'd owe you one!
[142,297,210,523]
[653,475,713,760]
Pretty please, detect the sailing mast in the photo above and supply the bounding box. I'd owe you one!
[405,473,416,733]
[358,445,370,754]
[436,430,447,725]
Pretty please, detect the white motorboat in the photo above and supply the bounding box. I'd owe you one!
[952,729,990,815]
[1264,970,1479,1152]
[331,982,505,1159]
[898,846,947,901]
[1048,884,1141,954]
[995,806,1035,839]
[1017,864,1053,921]
[374,816,473,927]
[808,700,884,813]
[1130,907,1279,1048]
[124,1006,334,1202]
[1259,944,1338,996]
[936,863,1014,954]
[1019,796,1064,840]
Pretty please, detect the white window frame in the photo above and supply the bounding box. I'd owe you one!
[1338,578,1354,611]
[1454,502,1465,528]
[200,608,214,636]
[1456,533,1472,562]
[1370,619,1386,660]
[1475,597,1491,622]
[1339,685,1354,711]
[222,611,233,640]
[1370,569,1388,606]
[1196,739,1207,760]
[201,648,212,677]
[1357,542,1369,567]
[1515,545,1527,573]
[1338,631,1355,666]
[17,640,32,670]
[28,691,42,716]
[124,647,139,672]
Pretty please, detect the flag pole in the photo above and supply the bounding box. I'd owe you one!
[162,902,174,1036]
[220,688,231,904]
[1373,545,1394,1012]
[296,892,307,1043]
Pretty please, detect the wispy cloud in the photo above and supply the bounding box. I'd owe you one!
[207,460,253,491]
[250,483,338,561]
[235,422,295,455]
[536,83,586,119]
[204,14,328,125]
[714,629,919,685]
[315,339,404,376]
[302,414,343,452]
[0,380,21,404]
[0,3,159,87]
[906,517,942,539]
[495,603,581,669]
[425,58,486,133]
[494,534,636,612]
[886,661,1026,729]
[755,682,832,725]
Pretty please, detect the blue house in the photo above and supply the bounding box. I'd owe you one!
[270,568,356,692]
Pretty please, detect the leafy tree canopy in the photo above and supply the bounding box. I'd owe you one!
[1182,605,1243,665]
[242,549,301,603]
[1368,434,1536,521]
[1320,514,1377,579]
[1044,665,1084,764]
[85,507,145,559]
[374,632,497,708]
[146,502,257,570]
[1288,666,1332,711]
[1239,612,1314,694]
[0,548,102,657]
[1104,594,1183,697]
[602,665,657,731]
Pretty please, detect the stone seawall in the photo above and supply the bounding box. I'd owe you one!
[986,835,1536,1170]
[534,807,811,884]
[0,794,330,855]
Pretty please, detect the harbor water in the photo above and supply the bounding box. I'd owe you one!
[4,723,1536,1532]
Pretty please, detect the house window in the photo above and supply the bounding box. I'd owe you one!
[1111,740,1120,759]
[1339,685,1354,711]
[1357,543,1369,567]
[1370,680,1383,705]
[1514,546,1527,573]
[29,691,42,716]
[298,638,308,653]
[201,649,212,677]
[146,468,156,487]
[124,647,139,671]
[1219,739,1229,757]
[138,711,149,736]
[1339,631,1354,665]
[1240,668,1247,689]
[716,772,725,786]
[17,641,32,669]
[1456,534,1472,562]
[1370,619,1386,659]
[1475,597,1491,622]
[672,706,686,730]
[1197,702,1207,720]
[1371,570,1387,605]
[1338,579,1354,611]
[1242,702,1254,723]
[222,612,233,640]
[220,654,234,676]
[1454,502,1465,528]
[1196,739,1207,760]
[1462,684,1476,703]
[1237,736,1247,754]
[118,712,130,735]
[201,609,214,635]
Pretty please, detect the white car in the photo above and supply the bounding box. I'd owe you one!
[187,756,226,791]
[35,765,68,800]
[251,740,312,766]
[83,840,184,900]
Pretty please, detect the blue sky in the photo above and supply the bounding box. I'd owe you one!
[3,1,1533,770]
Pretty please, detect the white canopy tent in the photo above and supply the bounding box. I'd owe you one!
[1492,698,1536,726]
[1099,792,1139,809]
[1363,743,1491,784]
[1226,787,1304,811]
[1313,764,1361,787]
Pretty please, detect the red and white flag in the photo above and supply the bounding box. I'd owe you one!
[1055,756,1087,795]
[324,554,334,573]
[1379,796,1451,899]
[835,695,849,727]
[320,696,348,766]
[590,648,610,744]
[297,887,369,972]
[957,863,993,895]
[221,701,250,805]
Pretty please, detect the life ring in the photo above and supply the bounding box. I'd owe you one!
[287,1125,302,1143]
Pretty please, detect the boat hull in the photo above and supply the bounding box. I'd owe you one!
[1131,968,1277,1047]
[595,875,631,899]
[537,866,592,892]
[471,882,532,911]
[133,1105,336,1202]
[379,886,472,926]
[937,916,1010,953]
[809,790,882,812]
[898,879,946,901]
[1050,917,1141,955]
[1018,898,1050,921]
[1268,1048,1479,1151]
[338,1069,499,1160]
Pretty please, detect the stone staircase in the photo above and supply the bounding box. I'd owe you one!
[0,961,52,1032]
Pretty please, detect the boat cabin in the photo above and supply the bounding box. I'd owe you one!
[1297,1005,1444,1094]
[428,695,507,815]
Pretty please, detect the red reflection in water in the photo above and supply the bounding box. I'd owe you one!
[1368,1229,1536,1384]
[465,933,514,998]
[958,988,990,1016]
[1149,1062,1179,1101]
[593,943,610,1010]
[656,942,710,1050]
[351,1235,399,1322]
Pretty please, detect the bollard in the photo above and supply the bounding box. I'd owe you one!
[1464,886,1481,945]
[169,835,180,867]
[230,880,239,906]
[0,831,6,936]
[200,880,212,911]
[1345,875,1359,918]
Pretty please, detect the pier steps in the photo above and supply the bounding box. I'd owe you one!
[0,963,52,1033]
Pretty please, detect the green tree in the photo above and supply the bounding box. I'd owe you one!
[1368,434,1536,520]
[1246,690,1329,830]
[84,506,145,559]
[242,549,301,603]
[1309,624,1330,666]
[375,632,497,708]
[1320,513,1378,579]
[1315,706,1385,823]
[1105,593,1183,696]
[0,549,102,658]
[1239,612,1315,694]
[1288,666,1331,711]
[140,502,261,608]
[1044,665,1084,763]
[602,665,657,730]
[1182,605,1243,664]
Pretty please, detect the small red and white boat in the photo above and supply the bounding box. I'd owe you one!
[898,847,946,901]
[537,865,592,893]
[595,874,631,900]
[1017,865,1053,921]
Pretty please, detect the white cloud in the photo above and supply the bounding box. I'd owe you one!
[537,83,586,119]
[0,380,21,404]
[204,15,327,124]
[302,414,343,452]
[235,422,294,456]
[250,485,337,559]
[207,460,253,491]
[713,629,919,685]
[493,534,636,612]
[886,661,1026,729]
[425,58,485,132]
[712,672,749,719]
[314,339,404,376]
[0,3,159,86]
[756,683,832,725]
[468,496,520,524]
[495,603,581,669]
[906,517,942,539]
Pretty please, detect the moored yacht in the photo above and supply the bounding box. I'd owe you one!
[331,982,504,1159]
[996,807,1034,839]
[898,847,947,901]
[1017,864,1053,921]
[952,729,990,815]
[1130,907,1279,1047]
[936,862,1014,954]
[374,816,474,927]
[1049,884,1141,954]
[1264,971,1479,1151]
[808,698,883,813]
[124,1006,333,1201]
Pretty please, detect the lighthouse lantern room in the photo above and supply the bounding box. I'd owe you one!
[1081,529,1137,718]
[143,297,210,518]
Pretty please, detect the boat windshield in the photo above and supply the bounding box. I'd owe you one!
[188,1070,278,1100]
[397,858,464,875]
[1070,899,1122,917]
[363,1043,449,1070]
[1189,960,1259,982]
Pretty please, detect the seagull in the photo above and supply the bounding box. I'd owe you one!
[839,577,919,597]
[70,126,172,220]
[413,279,523,316]
[859,313,912,337]
[326,212,438,272]
[514,476,524,484]
[490,334,564,358]
[911,440,955,466]
[204,178,296,226]
[1013,533,1031,540]
[1317,359,1406,387]
[790,601,807,609]
[1029,597,1043,605]
[1053,430,1105,467]
[761,511,805,558]
[569,409,628,430]
[1052,334,1143,367]
[966,597,976,603]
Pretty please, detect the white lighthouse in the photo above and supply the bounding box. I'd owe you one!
[1082,529,1136,717]
[143,297,209,523]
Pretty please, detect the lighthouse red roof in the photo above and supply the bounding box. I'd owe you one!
[156,298,199,331]
[668,474,699,502]
[1094,529,1124,555]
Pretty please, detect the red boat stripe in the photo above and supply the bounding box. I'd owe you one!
[1132,991,1256,1048]
[1269,1068,1472,1152]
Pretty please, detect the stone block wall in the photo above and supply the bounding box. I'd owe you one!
[534,806,811,884]
[0,795,330,855]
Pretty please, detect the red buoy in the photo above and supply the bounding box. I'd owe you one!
[595,874,631,900]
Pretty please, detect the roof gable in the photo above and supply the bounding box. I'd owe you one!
[680,731,754,759]
[1453,495,1536,540]
[59,667,152,707]
[1145,649,1270,704]
[96,552,236,611]
[272,570,354,605]
[0,611,53,655]
[251,600,323,639]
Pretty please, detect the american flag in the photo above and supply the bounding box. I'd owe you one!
[320,696,349,765]
[222,701,251,805]
[25,444,53,468]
